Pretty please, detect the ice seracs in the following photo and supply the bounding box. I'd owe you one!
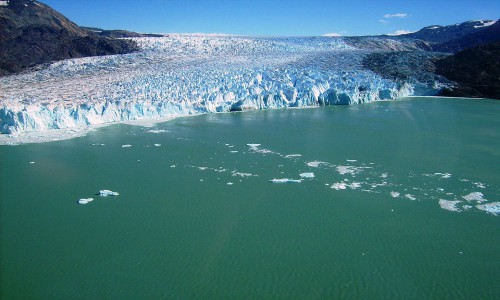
[0,34,444,136]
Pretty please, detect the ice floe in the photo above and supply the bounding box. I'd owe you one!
[99,190,119,196]
[147,129,169,134]
[404,194,416,201]
[462,192,487,203]
[476,202,500,216]
[306,161,329,168]
[122,144,132,148]
[232,171,255,177]
[390,191,400,198]
[270,178,302,183]
[336,165,370,176]
[299,172,315,178]
[78,198,94,205]
[438,199,462,212]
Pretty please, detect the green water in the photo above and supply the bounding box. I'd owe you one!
[1,97,499,299]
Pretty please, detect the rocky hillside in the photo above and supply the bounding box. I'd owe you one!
[435,42,500,99]
[0,0,138,75]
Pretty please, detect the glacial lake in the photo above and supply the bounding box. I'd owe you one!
[1,97,499,299]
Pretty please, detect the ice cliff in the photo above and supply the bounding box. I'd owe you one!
[0,35,446,134]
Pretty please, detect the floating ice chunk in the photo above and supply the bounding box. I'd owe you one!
[170,165,176,168]
[226,182,234,185]
[232,171,254,177]
[270,178,302,183]
[122,144,132,148]
[423,172,451,179]
[439,199,462,212]
[154,144,161,147]
[331,182,347,190]
[390,191,400,198]
[476,202,500,215]
[230,151,239,153]
[381,173,388,178]
[331,181,361,190]
[473,182,486,189]
[462,192,487,203]
[285,154,302,158]
[346,159,357,162]
[299,172,315,178]
[147,129,168,134]
[348,182,362,189]
[29,161,35,164]
[336,165,369,175]
[198,167,208,170]
[404,194,416,200]
[99,190,119,196]
[78,198,94,204]
[306,161,328,168]
[246,144,261,148]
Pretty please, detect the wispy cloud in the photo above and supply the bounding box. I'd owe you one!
[322,32,343,37]
[388,29,414,36]
[384,13,408,19]
[379,19,390,24]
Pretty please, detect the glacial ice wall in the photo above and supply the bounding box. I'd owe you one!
[0,35,437,134]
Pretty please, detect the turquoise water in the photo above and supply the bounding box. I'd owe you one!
[1,97,499,299]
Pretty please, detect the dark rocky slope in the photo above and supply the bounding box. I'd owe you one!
[0,0,138,76]
[435,42,500,99]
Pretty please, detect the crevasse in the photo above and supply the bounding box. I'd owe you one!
[0,35,439,134]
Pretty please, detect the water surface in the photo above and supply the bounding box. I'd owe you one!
[1,97,499,299]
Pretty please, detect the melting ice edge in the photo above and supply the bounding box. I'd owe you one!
[0,34,449,134]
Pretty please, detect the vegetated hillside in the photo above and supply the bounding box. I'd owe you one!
[0,0,138,76]
[435,42,500,99]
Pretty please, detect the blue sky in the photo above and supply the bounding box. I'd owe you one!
[42,0,499,36]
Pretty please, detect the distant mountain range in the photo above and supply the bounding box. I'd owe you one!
[0,0,498,98]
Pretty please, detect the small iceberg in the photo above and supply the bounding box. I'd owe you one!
[299,172,315,178]
[462,192,486,203]
[99,190,119,197]
[439,199,462,212]
[270,178,302,183]
[122,144,132,148]
[476,202,500,215]
[78,198,94,205]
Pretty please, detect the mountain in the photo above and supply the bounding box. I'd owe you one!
[0,0,138,75]
[397,19,500,53]
[403,20,497,43]
[433,20,500,52]
[435,42,500,99]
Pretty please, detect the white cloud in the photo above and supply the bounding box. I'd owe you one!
[322,32,343,37]
[388,29,414,36]
[379,19,389,24]
[384,13,408,19]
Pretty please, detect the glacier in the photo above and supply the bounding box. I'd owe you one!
[0,34,446,136]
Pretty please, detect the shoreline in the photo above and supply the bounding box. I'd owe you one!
[0,115,182,146]
[0,96,489,146]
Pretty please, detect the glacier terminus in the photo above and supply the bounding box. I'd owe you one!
[0,34,450,136]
